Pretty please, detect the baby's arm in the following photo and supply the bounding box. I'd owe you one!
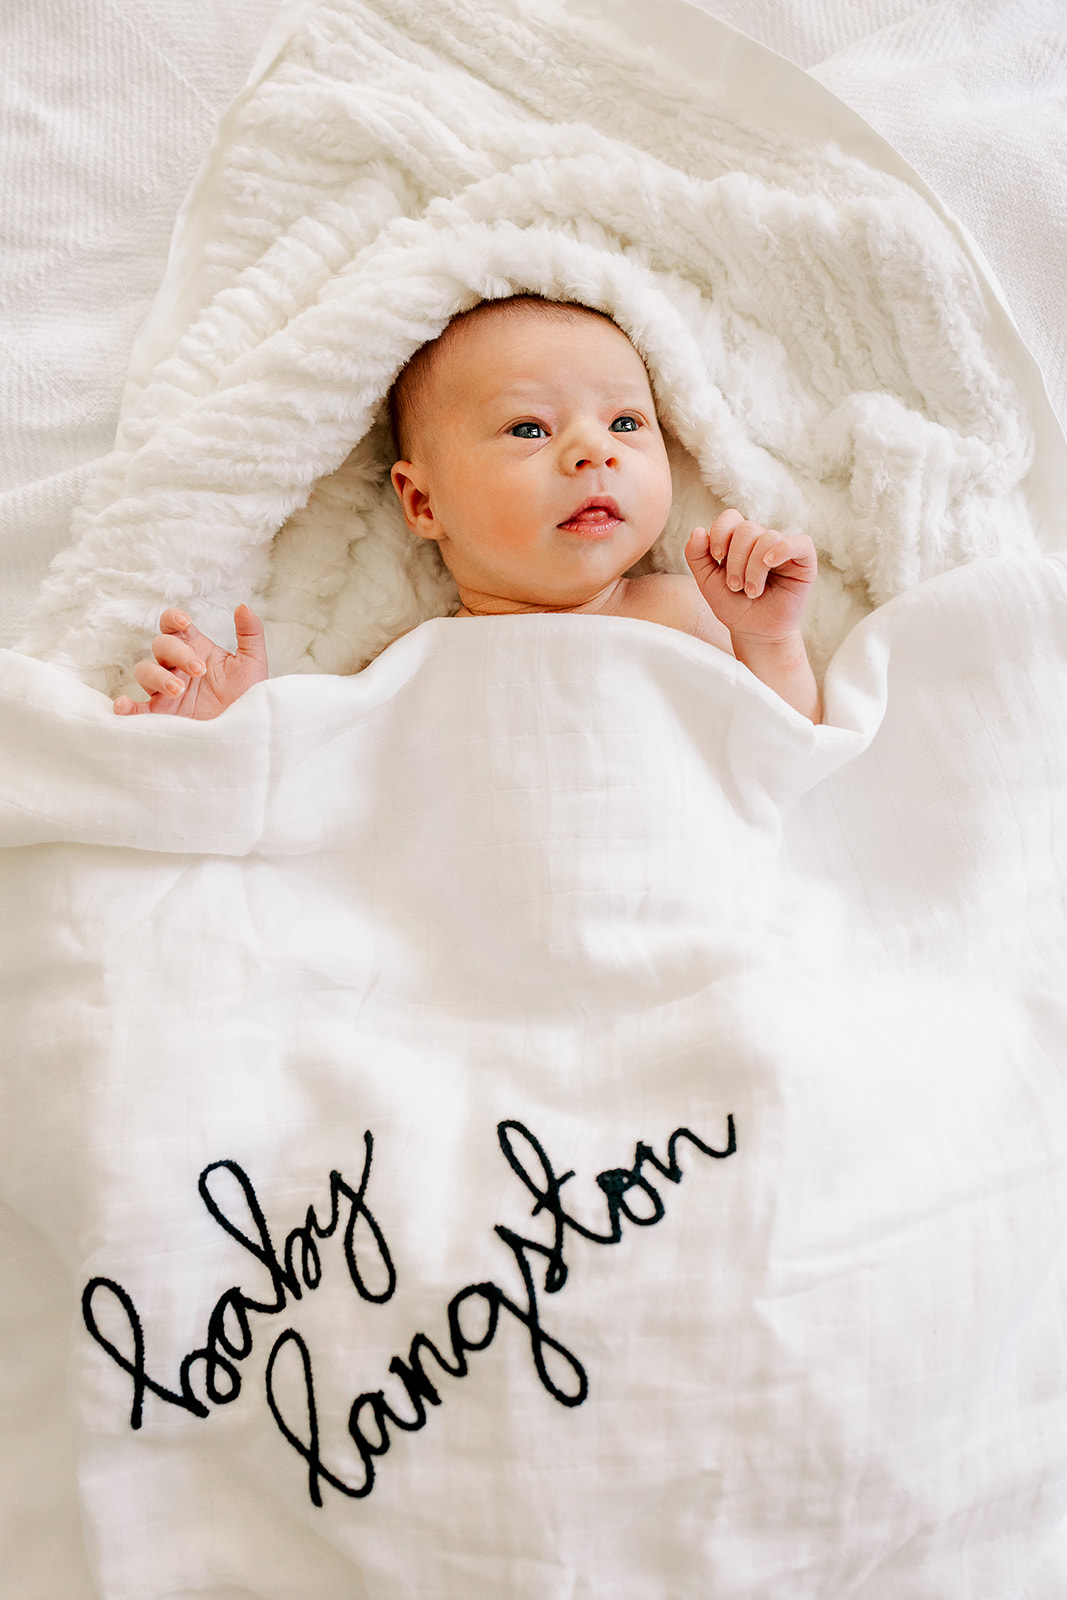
[685,511,821,724]
[113,605,268,719]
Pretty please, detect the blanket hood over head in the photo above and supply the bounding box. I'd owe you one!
[14,0,1057,693]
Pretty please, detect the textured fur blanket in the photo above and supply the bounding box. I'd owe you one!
[17,0,1044,693]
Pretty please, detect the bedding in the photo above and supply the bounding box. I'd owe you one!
[4,554,1067,1598]
[3,0,1067,1596]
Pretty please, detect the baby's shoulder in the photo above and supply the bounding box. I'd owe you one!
[619,572,733,654]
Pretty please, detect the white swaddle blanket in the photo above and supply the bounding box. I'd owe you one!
[5,0,1067,1595]
[3,554,1067,1597]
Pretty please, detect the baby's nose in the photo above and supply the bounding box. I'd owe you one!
[564,421,618,471]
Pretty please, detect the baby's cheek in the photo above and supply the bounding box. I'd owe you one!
[650,466,675,528]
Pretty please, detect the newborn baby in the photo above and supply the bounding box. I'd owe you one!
[114,295,822,722]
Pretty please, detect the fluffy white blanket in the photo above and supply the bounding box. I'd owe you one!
[3,553,1067,1596]
[14,0,1051,694]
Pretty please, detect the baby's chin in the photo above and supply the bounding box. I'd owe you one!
[441,536,663,614]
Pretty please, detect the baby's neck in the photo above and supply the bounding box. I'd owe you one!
[453,576,634,620]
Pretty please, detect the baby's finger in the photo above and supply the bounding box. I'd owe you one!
[113,695,151,715]
[134,658,188,699]
[684,528,719,590]
[723,520,763,592]
[233,604,268,667]
[761,533,818,576]
[706,508,746,562]
[159,608,193,635]
[158,608,215,660]
[685,526,713,566]
[152,633,206,676]
[743,531,785,596]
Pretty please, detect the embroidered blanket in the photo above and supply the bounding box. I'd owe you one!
[3,554,1067,1597]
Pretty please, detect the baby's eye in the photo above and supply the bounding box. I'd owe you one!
[509,421,547,439]
[610,415,640,433]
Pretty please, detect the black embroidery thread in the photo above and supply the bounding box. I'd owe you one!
[83,1115,736,1504]
[82,1129,394,1430]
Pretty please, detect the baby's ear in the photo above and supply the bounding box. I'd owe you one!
[389,461,439,540]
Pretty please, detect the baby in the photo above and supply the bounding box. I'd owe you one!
[114,295,822,722]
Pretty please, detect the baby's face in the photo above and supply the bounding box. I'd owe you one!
[390,308,674,612]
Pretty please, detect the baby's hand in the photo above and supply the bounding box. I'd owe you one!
[113,604,268,719]
[685,510,817,645]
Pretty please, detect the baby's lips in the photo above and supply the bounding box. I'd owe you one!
[558,496,623,527]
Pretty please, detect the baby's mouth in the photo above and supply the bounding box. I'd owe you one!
[558,497,623,534]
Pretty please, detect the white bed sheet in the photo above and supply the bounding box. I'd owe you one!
[0,0,280,648]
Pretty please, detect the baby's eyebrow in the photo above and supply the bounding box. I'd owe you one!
[488,386,550,405]
[487,382,652,408]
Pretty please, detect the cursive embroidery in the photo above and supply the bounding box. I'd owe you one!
[82,1116,735,1504]
[82,1130,394,1429]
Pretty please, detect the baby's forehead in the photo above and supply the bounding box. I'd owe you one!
[390,299,657,457]
[432,304,651,394]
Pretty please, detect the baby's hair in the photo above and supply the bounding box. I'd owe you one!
[387,295,619,462]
